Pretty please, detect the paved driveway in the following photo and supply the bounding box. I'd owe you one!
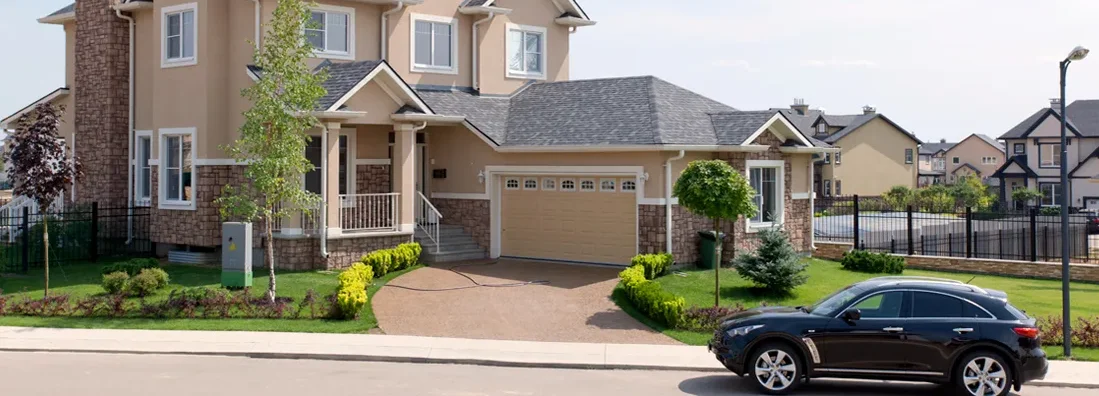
[372,259,679,344]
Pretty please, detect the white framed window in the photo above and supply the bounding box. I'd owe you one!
[816,123,827,134]
[599,179,616,192]
[579,179,595,192]
[835,152,842,165]
[523,177,538,190]
[560,178,576,191]
[411,14,458,75]
[505,177,520,190]
[823,180,832,197]
[952,156,960,164]
[306,5,354,60]
[134,131,153,206]
[1040,183,1061,206]
[506,23,547,80]
[621,179,637,192]
[1013,143,1025,154]
[1039,144,1061,168]
[905,148,914,164]
[158,128,196,210]
[541,177,556,191]
[161,3,198,68]
[747,160,785,230]
[305,135,350,196]
[835,179,842,196]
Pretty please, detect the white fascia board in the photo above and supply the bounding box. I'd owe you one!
[494,145,770,153]
[0,88,70,129]
[554,16,596,26]
[390,114,466,123]
[298,111,369,120]
[38,12,75,25]
[779,147,840,154]
[459,6,513,15]
[327,62,434,115]
[113,1,154,11]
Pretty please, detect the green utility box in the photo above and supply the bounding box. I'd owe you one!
[697,231,726,269]
[221,222,253,288]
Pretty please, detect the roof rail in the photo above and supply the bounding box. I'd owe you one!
[872,276,964,284]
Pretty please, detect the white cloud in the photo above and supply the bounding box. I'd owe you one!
[802,59,880,68]
[710,59,758,72]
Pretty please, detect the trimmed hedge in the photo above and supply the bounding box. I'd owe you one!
[101,272,129,295]
[619,263,685,328]
[360,243,422,277]
[101,258,160,276]
[840,250,905,274]
[334,263,374,320]
[631,253,673,280]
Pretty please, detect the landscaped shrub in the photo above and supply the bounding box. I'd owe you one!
[618,265,685,328]
[631,253,673,280]
[0,287,334,320]
[129,270,162,297]
[359,243,421,277]
[101,258,160,276]
[840,250,905,274]
[1039,206,1062,216]
[732,228,808,295]
[143,267,171,289]
[1037,315,1099,348]
[333,264,374,320]
[101,272,130,295]
[681,304,749,332]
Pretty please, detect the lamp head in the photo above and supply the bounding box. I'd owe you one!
[1067,46,1090,62]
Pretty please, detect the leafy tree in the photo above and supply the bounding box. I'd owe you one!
[2,103,82,296]
[673,160,756,307]
[1011,188,1044,207]
[733,228,807,295]
[915,185,954,213]
[215,0,326,302]
[950,176,994,210]
[882,185,913,211]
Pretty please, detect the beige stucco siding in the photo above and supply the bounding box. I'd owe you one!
[342,82,404,125]
[204,0,231,158]
[386,3,474,88]
[789,154,810,193]
[827,118,918,195]
[943,135,1004,180]
[476,0,571,95]
[150,0,211,160]
[134,10,155,132]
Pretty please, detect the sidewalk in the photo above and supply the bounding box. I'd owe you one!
[0,326,1095,389]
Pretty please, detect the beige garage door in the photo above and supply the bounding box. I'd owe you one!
[502,176,638,265]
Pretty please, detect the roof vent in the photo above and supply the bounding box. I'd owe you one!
[862,105,877,115]
[940,138,947,143]
[1050,98,1062,108]
[791,98,809,115]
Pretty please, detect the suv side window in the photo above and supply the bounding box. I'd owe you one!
[852,291,904,318]
[911,292,965,318]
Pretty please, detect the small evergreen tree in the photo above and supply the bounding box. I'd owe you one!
[883,185,913,211]
[733,228,807,295]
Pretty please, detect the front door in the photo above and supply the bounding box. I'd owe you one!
[818,291,908,371]
[902,291,986,375]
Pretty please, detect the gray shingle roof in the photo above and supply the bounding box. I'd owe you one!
[315,60,383,111]
[460,0,493,7]
[821,114,858,127]
[1000,100,1099,139]
[974,134,1005,152]
[417,89,509,144]
[919,141,955,155]
[823,114,922,144]
[774,109,823,136]
[709,111,778,146]
[47,3,74,17]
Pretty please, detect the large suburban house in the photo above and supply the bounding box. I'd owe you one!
[941,134,1005,185]
[918,139,953,187]
[779,101,921,197]
[993,99,1099,209]
[2,0,834,268]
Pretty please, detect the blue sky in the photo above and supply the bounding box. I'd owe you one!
[3,0,1098,143]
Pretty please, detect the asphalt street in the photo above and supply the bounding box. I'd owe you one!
[0,351,1087,396]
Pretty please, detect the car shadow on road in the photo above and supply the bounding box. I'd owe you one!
[678,375,970,395]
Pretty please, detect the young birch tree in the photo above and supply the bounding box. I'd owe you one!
[216,0,326,302]
[3,103,82,296]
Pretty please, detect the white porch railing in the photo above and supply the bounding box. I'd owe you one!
[416,191,442,253]
[340,193,400,233]
[272,201,323,236]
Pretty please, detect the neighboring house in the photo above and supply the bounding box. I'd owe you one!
[942,134,1005,185]
[918,139,954,187]
[1,0,832,268]
[993,99,1099,209]
[781,101,921,197]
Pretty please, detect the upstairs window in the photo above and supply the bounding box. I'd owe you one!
[307,5,353,59]
[952,156,960,164]
[506,23,547,79]
[816,123,827,134]
[1039,144,1061,168]
[1013,143,1025,155]
[412,14,457,74]
[835,152,842,165]
[162,3,197,68]
[904,148,913,164]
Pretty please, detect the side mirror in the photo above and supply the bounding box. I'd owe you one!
[843,308,862,321]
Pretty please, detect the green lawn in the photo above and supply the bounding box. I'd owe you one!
[0,260,419,333]
[615,259,1099,360]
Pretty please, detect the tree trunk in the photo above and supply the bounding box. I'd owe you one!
[43,218,49,297]
[265,213,277,303]
[713,217,721,308]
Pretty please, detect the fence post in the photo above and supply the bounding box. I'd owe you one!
[852,195,860,249]
[920,234,925,255]
[90,202,99,262]
[890,238,896,253]
[907,205,914,255]
[21,206,29,273]
[948,233,954,257]
[998,229,1003,260]
[1030,209,1038,262]
[1043,226,1050,262]
[965,207,973,258]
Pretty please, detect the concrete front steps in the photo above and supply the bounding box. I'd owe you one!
[414,224,487,263]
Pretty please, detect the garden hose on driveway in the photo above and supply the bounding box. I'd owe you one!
[382,260,550,292]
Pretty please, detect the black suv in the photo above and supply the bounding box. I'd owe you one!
[708,277,1048,395]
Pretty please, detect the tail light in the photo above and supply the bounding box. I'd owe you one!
[1013,327,1040,339]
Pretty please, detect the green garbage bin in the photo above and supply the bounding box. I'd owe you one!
[697,231,726,269]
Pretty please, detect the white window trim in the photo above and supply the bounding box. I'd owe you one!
[559,178,576,192]
[621,178,637,192]
[505,23,548,80]
[134,130,153,206]
[161,3,198,69]
[541,177,556,191]
[746,160,785,232]
[599,178,616,192]
[158,128,197,210]
[410,13,459,75]
[308,4,356,60]
[305,131,357,205]
[505,177,521,190]
[523,177,538,191]
[578,178,596,192]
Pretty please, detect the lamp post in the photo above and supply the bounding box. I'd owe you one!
[1059,45,1089,358]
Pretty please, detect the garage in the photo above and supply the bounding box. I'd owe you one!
[500,175,638,265]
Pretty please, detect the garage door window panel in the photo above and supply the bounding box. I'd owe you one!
[505,177,520,190]
[542,178,556,191]
[523,177,538,190]
[621,179,636,192]
[579,179,595,192]
[600,179,616,192]
[560,178,576,191]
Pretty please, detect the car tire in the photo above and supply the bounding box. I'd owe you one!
[954,352,1012,396]
[747,343,804,395]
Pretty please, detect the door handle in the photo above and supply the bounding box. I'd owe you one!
[953,327,974,334]
[882,327,904,333]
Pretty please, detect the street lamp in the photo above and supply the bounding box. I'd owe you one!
[1059,45,1088,358]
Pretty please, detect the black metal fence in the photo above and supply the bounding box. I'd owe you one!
[0,203,153,273]
[814,195,1094,263]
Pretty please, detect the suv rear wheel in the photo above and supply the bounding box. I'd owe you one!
[748,343,804,395]
[955,352,1012,396]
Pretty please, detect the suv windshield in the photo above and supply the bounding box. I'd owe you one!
[809,284,867,316]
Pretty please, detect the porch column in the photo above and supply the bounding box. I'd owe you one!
[393,123,416,232]
[326,122,342,234]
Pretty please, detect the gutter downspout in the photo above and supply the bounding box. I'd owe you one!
[472,13,497,92]
[115,3,135,243]
[381,2,405,60]
[665,150,686,257]
[319,123,330,258]
[809,157,815,250]
[251,0,261,47]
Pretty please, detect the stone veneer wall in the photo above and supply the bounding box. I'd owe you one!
[904,255,1099,283]
[74,0,130,207]
[355,164,390,194]
[272,234,412,271]
[432,198,490,250]
[638,205,711,265]
[151,165,251,247]
[813,241,853,261]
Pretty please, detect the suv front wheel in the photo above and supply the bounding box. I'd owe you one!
[748,343,804,395]
[955,352,1012,396]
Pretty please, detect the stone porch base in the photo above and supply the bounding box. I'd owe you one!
[272,233,413,271]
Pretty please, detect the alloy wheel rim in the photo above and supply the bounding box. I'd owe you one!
[754,349,797,391]
[962,357,1007,396]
